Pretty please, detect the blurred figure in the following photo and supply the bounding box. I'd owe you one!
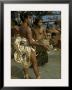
[32,18,48,65]
[32,18,47,41]
[14,12,40,79]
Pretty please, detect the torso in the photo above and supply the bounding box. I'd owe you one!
[33,26,44,41]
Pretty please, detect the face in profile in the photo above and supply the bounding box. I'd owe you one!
[27,16,32,26]
[38,20,43,26]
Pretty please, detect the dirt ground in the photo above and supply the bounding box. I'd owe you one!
[11,49,61,79]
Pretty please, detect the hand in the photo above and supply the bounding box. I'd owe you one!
[42,45,48,50]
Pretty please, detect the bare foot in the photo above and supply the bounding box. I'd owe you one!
[36,76,40,79]
[24,74,30,79]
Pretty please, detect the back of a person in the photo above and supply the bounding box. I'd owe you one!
[19,26,27,38]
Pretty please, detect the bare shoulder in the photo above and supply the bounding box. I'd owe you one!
[41,26,45,30]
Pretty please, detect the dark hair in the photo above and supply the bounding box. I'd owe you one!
[20,12,31,22]
[52,33,56,36]
[34,18,42,26]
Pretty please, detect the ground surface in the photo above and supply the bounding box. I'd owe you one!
[11,49,61,79]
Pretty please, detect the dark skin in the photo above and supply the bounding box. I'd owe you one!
[21,17,40,79]
[33,20,47,41]
[33,20,48,50]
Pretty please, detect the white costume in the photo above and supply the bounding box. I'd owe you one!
[14,35,34,67]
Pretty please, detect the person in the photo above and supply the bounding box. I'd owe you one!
[32,18,47,41]
[14,12,40,79]
[50,33,57,49]
[32,18,48,65]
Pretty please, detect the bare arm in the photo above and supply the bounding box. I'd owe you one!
[43,28,47,39]
[27,27,48,50]
[27,27,38,46]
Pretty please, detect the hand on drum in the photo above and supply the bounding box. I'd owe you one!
[36,40,49,50]
[42,45,48,50]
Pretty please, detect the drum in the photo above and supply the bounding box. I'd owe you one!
[36,39,49,66]
[36,46,48,66]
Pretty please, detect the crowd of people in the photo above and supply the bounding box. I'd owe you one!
[11,12,61,79]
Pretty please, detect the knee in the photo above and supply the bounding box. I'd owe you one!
[23,64,29,69]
